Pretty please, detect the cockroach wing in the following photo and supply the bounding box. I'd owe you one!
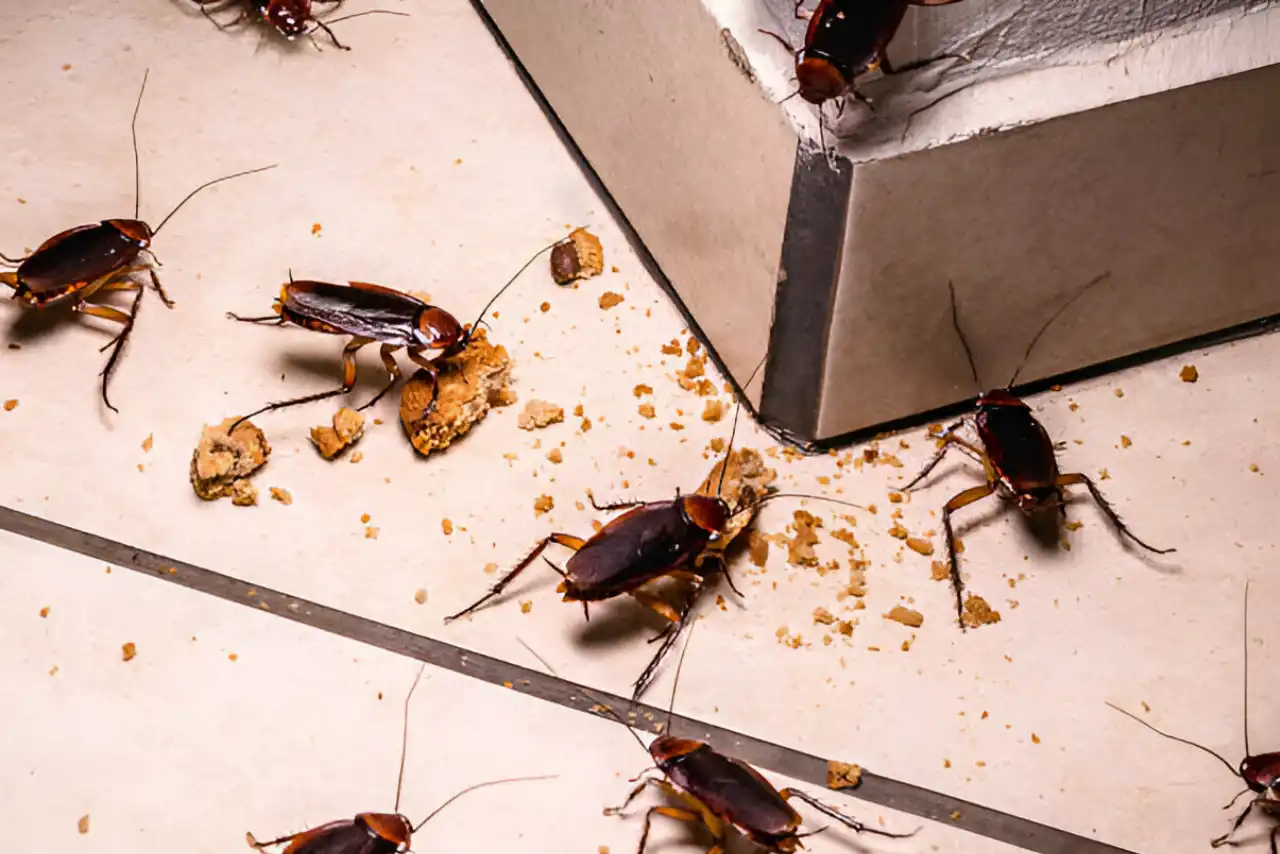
[566,501,712,596]
[664,746,801,838]
[975,404,1058,491]
[283,282,423,346]
[15,223,144,302]
[273,819,401,854]
[808,0,909,77]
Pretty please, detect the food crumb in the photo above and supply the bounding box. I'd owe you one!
[633,384,653,397]
[39,606,50,618]
[962,595,1002,628]
[905,537,934,556]
[701,400,725,422]
[361,513,371,523]
[1120,434,1133,448]
[484,562,499,575]
[349,451,364,464]
[441,519,454,535]
[3,399,18,411]
[638,403,656,419]
[547,447,564,464]
[534,494,554,516]
[121,642,137,662]
[77,815,90,834]
[598,291,625,310]
[364,526,379,540]
[1031,733,1041,744]
[310,407,365,460]
[311,222,322,235]
[826,760,862,790]
[414,589,428,605]
[1179,365,1199,383]
[141,433,153,452]
[669,422,685,431]
[550,227,604,285]
[1250,463,1260,473]
[1114,388,1124,398]
[520,600,533,614]
[747,531,769,567]
[268,487,292,505]
[228,653,238,662]
[931,560,949,581]
[884,605,924,628]
[812,607,836,625]
[540,302,550,313]
[517,399,564,431]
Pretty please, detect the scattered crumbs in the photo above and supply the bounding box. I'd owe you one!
[1179,365,1199,383]
[121,642,137,662]
[141,433,153,452]
[813,607,836,626]
[547,447,563,464]
[534,494,554,516]
[518,399,564,431]
[580,417,592,432]
[77,815,90,835]
[962,595,1002,628]
[442,518,454,535]
[887,521,908,540]
[269,487,292,505]
[598,291,625,310]
[669,422,685,431]
[701,400,725,422]
[3,399,17,411]
[1114,388,1124,398]
[484,562,499,575]
[638,403,656,418]
[1099,468,1111,480]
[414,589,428,605]
[905,537,934,556]
[884,605,924,628]
[826,760,862,790]
[1031,733,1041,744]
[633,384,653,397]
[311,222,322,235]
[520,600,533,614]
[360,513,371,524]
[365,526,380,540]
[661,340,682,356]
[39,606,50,618]
[539,302,551,313]
[1120,434,1133,448]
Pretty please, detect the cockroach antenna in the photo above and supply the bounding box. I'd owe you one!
[131,70,148,221]
[463,235,572,346]
[947,280,981,394]
[716,353,769,498]
[393,663,428,813]
[1007,271,1110,389]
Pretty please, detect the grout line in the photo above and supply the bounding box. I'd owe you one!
[2,504,1137,854]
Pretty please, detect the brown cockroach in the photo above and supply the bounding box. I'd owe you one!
[192,1,409,51]
[0,70,275,412]
[902,277,1174,629]
[445,383,864,700]
[520,631,917,854]
[226,239,558,432]
[247,663,552,854]
[1109,582,1279,853]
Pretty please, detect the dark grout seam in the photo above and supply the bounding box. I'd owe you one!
[1,505,1137,854]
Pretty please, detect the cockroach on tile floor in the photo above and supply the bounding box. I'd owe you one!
[247,663,551,854]
[1109,582,1279,853]
[225,238,559,433]
[445,366,865,701]
[191,0,408,51]
[759,0,965,110]
[0,70,276,413]
[902,277,1175,629]
[520,632,917,854]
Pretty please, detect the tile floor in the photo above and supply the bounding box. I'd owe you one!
[2,3,1278,854]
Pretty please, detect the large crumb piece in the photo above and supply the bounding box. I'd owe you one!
[884,605,924,628]
[962,594,1002,628]
[518,399,564,431]
[598,291,624,310]
[189,418,271,506]
[697,448,778,548]
[550,227,604,285]
[1179,365,1199,383]
[777,511,821,567]
[310,407,365,459]
[827,760,862,790]
[534,494,554,516]
[399,328,515,458]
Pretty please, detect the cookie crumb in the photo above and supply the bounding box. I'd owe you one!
[269,487,292,505]
[534,494,554,516]
[77,815,90,834]
[414,589,428,605]
[826,760,862,790]
[598,291,624,310]
[121,642,137,662]
[884,605,924,628]
[1179,365,1198,383]
[518,400,564,431]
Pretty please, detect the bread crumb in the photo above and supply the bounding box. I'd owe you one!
[826,760,862,790]
[141,433,153,452]
[441,519,454,535]
[905,537,934,556]
[884,605,924,628]
[638,403,656,418]
[189,418,270,506]
[361,513,371,524]
[547,448,563,464]
[520,600,533,614]
[540,302,551,313]
[414,589,428,605]
[633,384,653,397]
[518,399,564,430]
[121,642,137,662]
[1099,468,1111,480]
[311,222,322,235]
[781,510,821,566]
[813,607,835,625]
[269,487,292,505]
[669,421,685,431]
[77,815,90,834]
[365,526,379,539]
[1250,463,1260,473]
[534,494,554,516]
[1120,435,1133,448]
[484,562,499,575]
[1114,388,1124,398]
[400,328,515,458]
[701,400,725,422]
[747,531,769,567]
[550,227,604,285]
[598,291,624,309]
[887,522,908,540]
[310,407,365,459]
[1179,365,1199,382]
[39,606,49,618]
[962,595,1002,628]
[1031,732,1041,744]
[350,451,364,464]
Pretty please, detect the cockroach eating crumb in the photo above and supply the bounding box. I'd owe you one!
[400,328,515,457]
[826,760,862,790]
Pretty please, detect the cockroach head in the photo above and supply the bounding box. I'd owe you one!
[976,388,1028,409]
[796,57,849,105]
[107,218,154,247]
[681,494,731,536]
[355,813,412,850]
[1014,485,1058,514]
[1240,756,1279,792]
[414,306,464,352]
[265,0,311,37]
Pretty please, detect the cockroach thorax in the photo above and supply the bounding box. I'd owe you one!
[356,813,412,848]
[796,57,849,104]
[681,494,730,535]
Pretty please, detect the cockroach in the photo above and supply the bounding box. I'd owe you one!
[902,277,1175,629]
[0,70,276,413]
[226,239,558,432]
[247,663,552,854]
[761,0,964,109]
[192,1,409,51]
[1109,582,1279,852]
[445,380,864,700]
[520,631,918,854]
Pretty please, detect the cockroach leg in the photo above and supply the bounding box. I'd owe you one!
[635,806,713,854]
[147,269,174,308]
[942,482,996,629]
[696,551,742,597]
[406,346,441,417]
[443,533,587,622]
[605,777,659,816]
[227,311,286,325]
[1055,472,1174,555]
[229,336,371,432]
[902,425,965,491]
[1211,796,1261,848]
[309,18,351,50]
[630,590,683,624]
[757,27,798,56]
[589,493,646,512]
[793,0,812,19]
[780,788,919,839]
[0,249,26,265]
[90,285,146,414]
[356,342,402,411]
[881,50,972,76]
